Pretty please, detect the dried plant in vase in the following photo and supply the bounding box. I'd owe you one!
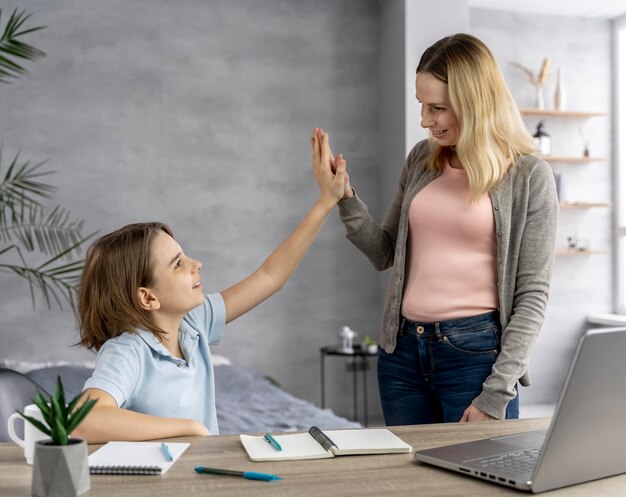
[512,57,551,110]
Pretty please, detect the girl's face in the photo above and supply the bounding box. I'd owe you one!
[145,231,205,317]
[415,71,460,147]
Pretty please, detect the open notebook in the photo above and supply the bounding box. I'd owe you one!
[88,441,189,475]
[241,427,412,462]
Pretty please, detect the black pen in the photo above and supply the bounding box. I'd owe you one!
[309,426,337,452]
[194,466,282,481]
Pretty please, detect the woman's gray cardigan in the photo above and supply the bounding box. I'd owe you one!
[337,140,558,419]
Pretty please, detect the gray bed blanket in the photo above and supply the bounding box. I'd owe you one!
[2,360,360,435]
[214,363,360,434]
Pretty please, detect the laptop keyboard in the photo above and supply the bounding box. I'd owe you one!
[468,448,541,476]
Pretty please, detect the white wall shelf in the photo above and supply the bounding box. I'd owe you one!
[543,156,607,163]
[519,108,607,118]
[556,250,609,256]
[560,202,611,209]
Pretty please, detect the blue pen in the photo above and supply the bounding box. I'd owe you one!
[195,466,282,481]
[160,442,173,461]
[264,433,282,451]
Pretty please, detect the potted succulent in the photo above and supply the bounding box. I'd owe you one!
[361,336,379,354]
[19,377,97,497]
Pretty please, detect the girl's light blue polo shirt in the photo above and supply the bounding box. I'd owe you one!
[83,293,226,434]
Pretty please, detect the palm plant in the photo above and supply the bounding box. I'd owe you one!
[0,9,94,310]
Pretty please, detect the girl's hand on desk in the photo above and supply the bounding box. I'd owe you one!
[459,404,496,422]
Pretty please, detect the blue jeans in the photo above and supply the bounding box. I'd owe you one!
[378,311,519,425]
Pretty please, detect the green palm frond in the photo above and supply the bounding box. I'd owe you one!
[1,204,86,256]
[0,10,93,312]
[0,9,46,84]
[0,236,94,311]
[0,151,88,261]
[0,153,96,310]
[0,149,55,214]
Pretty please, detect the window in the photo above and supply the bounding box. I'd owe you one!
[615,16,626,312]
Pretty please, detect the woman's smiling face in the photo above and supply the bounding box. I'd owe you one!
[415,71,460,147]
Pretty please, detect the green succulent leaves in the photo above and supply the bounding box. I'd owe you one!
[18,376,97,445]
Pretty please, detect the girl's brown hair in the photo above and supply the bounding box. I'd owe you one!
[416,33,536,201]
[78,222,173,351]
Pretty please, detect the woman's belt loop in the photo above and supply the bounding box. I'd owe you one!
[399,316,406,336]
[434,321,443,341]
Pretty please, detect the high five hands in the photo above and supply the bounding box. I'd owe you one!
[312,128,354,200]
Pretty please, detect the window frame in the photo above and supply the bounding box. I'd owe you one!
[614,15,626,313]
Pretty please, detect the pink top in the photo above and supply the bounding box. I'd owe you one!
[401,163,498,322]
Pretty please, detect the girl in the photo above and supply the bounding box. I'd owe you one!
[74,131,344,443]
[320,33,558,424]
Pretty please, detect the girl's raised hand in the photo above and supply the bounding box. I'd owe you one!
[311,128,346,208]
[311,128,353,202]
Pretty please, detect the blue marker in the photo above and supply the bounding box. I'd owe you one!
[160,442,173,461]
[264,433,282,451]
[195,466,282,481]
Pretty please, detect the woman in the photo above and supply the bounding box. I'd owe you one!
[320,33,558,424]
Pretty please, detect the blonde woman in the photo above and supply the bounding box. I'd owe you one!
[317,33,558,424]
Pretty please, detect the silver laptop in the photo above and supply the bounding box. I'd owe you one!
[414,327,626,493]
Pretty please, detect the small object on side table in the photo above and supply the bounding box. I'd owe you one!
[320,344,378,426]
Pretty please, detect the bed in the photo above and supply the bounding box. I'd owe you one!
[0,357,360,435]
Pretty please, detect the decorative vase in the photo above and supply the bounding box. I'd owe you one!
[32,439,90,497]
[535,86,545,110]
[554,67,566,111]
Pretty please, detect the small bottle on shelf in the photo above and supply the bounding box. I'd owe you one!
[533,121,552,156]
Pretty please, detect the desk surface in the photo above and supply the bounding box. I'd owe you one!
[2,418,625,497]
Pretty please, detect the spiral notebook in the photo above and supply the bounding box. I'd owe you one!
[241,427,412,462]
[88,441,189,475]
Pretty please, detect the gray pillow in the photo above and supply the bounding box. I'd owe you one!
[26,366,94,401]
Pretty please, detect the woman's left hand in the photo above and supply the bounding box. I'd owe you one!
[459,404,496,422]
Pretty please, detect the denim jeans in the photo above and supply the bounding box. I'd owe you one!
[378,311,519,425]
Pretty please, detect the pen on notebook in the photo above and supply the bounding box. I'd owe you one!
[194,466,282,481]
[160,442,173,461]
[309,426,337,452]
[264,432,282,451]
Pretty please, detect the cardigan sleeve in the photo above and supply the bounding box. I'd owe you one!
[337,143,422,271]
[473,157,558,419]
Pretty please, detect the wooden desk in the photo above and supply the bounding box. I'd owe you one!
[2,418,626,496]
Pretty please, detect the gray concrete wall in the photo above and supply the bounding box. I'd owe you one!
[0,0,383,421]
[0,1,614,422]
[470,8,613,405]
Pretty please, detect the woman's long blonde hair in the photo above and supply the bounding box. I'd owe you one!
[417,33,536,201]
